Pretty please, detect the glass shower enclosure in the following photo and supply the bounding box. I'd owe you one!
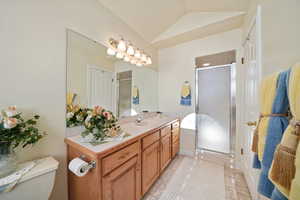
[195,64,236,154]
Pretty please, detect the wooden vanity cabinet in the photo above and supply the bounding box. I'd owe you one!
[65,119,180,200]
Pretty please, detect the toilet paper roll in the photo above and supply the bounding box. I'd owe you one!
[68,158,90,177]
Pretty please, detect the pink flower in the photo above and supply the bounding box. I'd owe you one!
[103,112,112,120]
[3,117,18,129]
[93,106,103,115]
[6,106,18,117]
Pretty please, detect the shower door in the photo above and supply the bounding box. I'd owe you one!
[196,65,232,153]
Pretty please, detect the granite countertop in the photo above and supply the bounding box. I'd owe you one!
[65,115,178,154]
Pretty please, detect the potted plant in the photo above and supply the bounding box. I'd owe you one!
[0,106,45,178]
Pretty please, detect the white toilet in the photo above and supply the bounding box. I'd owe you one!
[0,156,59,200]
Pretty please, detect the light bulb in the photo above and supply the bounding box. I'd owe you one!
[136,62,143,67]
[124,56,130,62]
[117,39,126,52]
[116,52,124,59]
[107,48,116,56]
[130,59,137,65]
[134,49,141,58]
[146,57,152,65]
[141,54,147,62]
[127,45,135,56]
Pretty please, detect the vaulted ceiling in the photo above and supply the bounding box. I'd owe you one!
[97,0,250,48]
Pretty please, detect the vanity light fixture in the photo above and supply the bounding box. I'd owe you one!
[106,37,152,67]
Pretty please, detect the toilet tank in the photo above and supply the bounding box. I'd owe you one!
[0,157,59,200]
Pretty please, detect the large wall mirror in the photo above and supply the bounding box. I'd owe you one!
[66,30,158,123]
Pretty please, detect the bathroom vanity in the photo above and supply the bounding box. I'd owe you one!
[65,117,180,200]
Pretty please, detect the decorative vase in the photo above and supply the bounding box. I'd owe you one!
[0,142,18,178]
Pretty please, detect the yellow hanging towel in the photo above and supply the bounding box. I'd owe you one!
[285,63,300,200]
[252,73,279,161]
[269,63,300,198]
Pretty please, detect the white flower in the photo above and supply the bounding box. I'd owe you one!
[3,118,18,129]
[5,106,18,117]
[66,112,74,119]
[85,115,92,125]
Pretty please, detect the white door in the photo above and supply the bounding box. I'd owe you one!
[87,66,113,111]
[241,7,262,199]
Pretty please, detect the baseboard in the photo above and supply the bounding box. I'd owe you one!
[241,160,260,200]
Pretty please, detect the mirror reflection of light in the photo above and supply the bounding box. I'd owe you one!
[181,113,196,130]
[120,109,137,117]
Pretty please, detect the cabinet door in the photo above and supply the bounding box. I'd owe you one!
[172,140,179,158]
[160,134,172,171]
[142,141,160,194]
[103,156,141,200]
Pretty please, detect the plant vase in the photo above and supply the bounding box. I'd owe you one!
[0,142,18,178]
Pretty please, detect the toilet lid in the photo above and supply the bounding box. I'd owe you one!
[20,157,59,184]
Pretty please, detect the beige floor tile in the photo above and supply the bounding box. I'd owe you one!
[142,151,252,200]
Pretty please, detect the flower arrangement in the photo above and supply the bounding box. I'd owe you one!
[82,106,120,141]
[0,106,45,150]
[66,105,121,141]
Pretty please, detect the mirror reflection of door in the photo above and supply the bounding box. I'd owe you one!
[117,71,132,117]
[87,65,114,111]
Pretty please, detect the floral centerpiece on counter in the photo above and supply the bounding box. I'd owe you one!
[0,106,45,177]
[66,105,122,142]
[82,106,121,141]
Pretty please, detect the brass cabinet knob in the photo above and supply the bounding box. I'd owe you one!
[246,121,257,127]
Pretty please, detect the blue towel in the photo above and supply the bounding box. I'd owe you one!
[180,94,191,106]
[253,154,261,169]
[257,70,290,199]
[133,96,139,105]
[271,188,288,200]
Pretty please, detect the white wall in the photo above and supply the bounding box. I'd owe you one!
[158,29,242,155]
[0,1,157,200]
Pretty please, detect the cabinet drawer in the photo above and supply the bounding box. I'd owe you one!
[102,142,139,175]
[142,131,160,150]
[161,125,171,138]
[172,121,180,129]
[172,127,180,142]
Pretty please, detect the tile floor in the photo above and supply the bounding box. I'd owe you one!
[143,151,252,200]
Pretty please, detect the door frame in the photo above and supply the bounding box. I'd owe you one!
[195,63,236,155]
[240,5,262,200]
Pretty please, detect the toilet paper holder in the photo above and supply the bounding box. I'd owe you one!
[79,155,96,169]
